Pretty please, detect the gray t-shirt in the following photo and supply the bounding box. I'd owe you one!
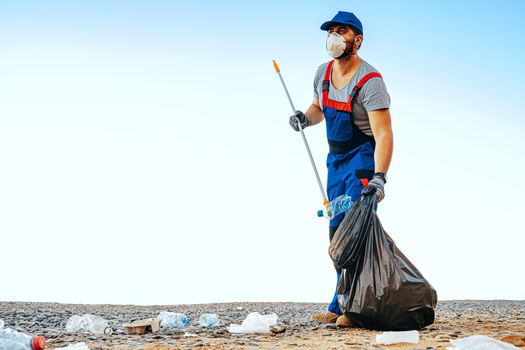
[313,60,390,137]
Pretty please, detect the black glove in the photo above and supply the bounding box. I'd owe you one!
[362,173,386,202]
[289,110,309,132]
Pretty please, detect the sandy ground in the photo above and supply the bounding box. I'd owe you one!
[0,300,524,349]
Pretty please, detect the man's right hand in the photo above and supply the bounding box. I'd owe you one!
[289,110,309,132]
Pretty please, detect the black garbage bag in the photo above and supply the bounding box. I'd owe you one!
[328,192,437,331]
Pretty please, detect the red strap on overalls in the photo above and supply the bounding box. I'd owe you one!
[359,178,369,187]
[322,60,383,112]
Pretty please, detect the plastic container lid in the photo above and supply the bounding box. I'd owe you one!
[31,335,46,350]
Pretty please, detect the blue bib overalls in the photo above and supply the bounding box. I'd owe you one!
[321,60,382,314]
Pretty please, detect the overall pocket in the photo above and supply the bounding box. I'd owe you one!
[325,110,354,141]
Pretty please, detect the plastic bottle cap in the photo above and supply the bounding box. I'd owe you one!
[317,210,324,217]
[31,335,46,350]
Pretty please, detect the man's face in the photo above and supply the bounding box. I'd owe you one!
[328,25,354,39]
[327,25,361,51]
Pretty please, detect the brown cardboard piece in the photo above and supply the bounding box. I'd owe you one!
[123,318,161,335]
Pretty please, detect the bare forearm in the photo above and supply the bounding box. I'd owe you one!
[374,132,393,174]
[306,102,325,126]
[367,109,394,174]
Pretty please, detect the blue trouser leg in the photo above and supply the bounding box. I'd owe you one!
[328,272,342,314]
[327,224,343,314]
[326,158,345,314]
[325,145,375,315]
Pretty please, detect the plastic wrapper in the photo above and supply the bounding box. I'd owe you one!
[65,314,110,335]
[329,192,437,330]
[227,312,278,334]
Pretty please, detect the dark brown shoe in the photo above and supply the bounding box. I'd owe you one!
[311,311,340,323]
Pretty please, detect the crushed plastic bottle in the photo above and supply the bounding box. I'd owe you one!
[376,330,419,345]
[0,327,46,350]
[317,194,353,219]
[198,314,219,328]
[158,312,189,328]
[65,315,111,335]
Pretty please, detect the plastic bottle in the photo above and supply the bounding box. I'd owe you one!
[317,194,353,219]
[0,327,46,350]
[158,312,189,328]
[375,330,419,345]
[198,314,219,328]
[65,314,111,335]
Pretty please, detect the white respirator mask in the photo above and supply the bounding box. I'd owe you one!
[326,32,351,59]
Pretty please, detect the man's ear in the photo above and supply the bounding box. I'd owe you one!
[356,35,363,49]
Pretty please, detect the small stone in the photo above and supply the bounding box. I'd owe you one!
[270,325,287,334]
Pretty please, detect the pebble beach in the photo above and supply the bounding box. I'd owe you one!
[1,300,524,349]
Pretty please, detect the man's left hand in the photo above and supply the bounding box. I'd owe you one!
[362,174,386,202]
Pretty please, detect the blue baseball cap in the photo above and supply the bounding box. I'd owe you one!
[320,11,363,35]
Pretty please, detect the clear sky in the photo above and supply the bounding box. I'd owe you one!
[0,0,524,305]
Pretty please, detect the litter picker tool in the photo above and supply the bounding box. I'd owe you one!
[272,60,332,217]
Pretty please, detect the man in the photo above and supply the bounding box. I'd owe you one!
[289,11,394,327]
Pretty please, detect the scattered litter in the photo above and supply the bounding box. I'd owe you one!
[227,312,278,334]
[54,342,90,350]
[122,318,161,335]
[0,326,46,350]
[270,325,287,334]
[236,307,243,311]
[199,314,219,328]
[376,330,419,345]
[0,320,3,329]
[447,335,520,349]
[158,312,189,328]
[183,332,197,337]
[65,314,111,335]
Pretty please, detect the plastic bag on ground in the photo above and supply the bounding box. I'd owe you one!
[158,312,189,328]
[55,343,90,350]
[447,335,520,350]
[65,314,110,335]
[227,312,278,334]
[329,193,437,331]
